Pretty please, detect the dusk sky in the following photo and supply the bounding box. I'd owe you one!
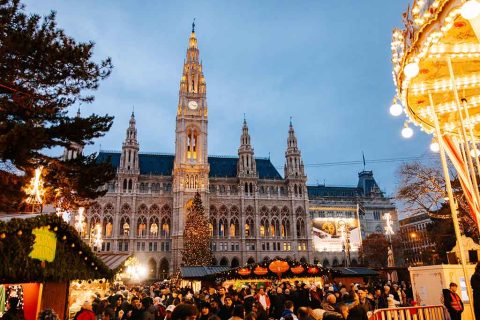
[25,0,433,199]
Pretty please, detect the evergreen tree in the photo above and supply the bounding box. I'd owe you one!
[0,0,115,211]
[182,192,213,266]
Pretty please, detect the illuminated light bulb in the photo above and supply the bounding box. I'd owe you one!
[390,102,403,116]
[402,123,414,138]
[461,0,480,20]
[404,62,420,78]
[430,141,440,153]
[470,148,480,157]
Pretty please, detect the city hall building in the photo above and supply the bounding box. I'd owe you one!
[72,29,397,278]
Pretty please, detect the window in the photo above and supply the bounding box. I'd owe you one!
[283,242,291,251]
[374,211,381,220]
[137,242,140,251]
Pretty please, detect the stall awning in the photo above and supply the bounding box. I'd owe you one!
[180,266,232,279]
[96,253,130,270]
[332,267,379,277]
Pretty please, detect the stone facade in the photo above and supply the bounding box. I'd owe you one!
[71,29,398,279]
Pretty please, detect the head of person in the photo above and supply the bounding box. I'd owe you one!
[166,305,176,319]
[384,285,391,294]
[115,295,123,307]
[171,303,198,320]
[82,300,93,311]
[374,289,382,297]
[210,300,219,310]
[154,297,162,306]
[326,294,336,305]
[244,312,256,320]
[131,297,141,310]
[284,300,294,311]
[232,305,245,319]
[297,307,310,320]
[277,287,283,294]
[258,287,265,295]
[310,309,325,320]
[6,297,19,311]
[218,287,226,296]
[225,297,233,307]
[141,297,152,309]
[201,303,210,315]
[450,283,458,293]
[358,289,367,300]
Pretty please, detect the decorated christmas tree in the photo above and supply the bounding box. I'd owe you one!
[182,192,213,266]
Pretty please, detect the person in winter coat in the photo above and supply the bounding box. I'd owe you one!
[270,287,286,320]
[74,301,95,320]
[471,262,480,320]
[279,300,298,320]
[255,288,270,314]
[1,297,25,320]
[442,283,464,320]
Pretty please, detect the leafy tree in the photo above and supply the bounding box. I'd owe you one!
[0,0,115,211]
[396,161,478,260]
[359,233,404,267]
[182,192,213,266]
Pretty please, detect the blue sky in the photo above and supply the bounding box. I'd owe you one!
[24,0,432,196]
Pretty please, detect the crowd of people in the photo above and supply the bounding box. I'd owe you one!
[60,279,414,320]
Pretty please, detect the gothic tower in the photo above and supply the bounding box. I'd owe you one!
[172,23,210,269]
[63,109,84,161]
[118,112,140,193]
[237,118,257,195]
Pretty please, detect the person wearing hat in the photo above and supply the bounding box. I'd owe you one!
[164,305,176,320]
[442,282,464,320]
[73,301,95,320]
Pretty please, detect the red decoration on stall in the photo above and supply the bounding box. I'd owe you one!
[268,260,290,278]
[253,266,268,276]
[238,268,251,276]
[307,266,319,275]
[290,265,305,275]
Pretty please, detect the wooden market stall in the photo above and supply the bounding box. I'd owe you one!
[0,214,117,319]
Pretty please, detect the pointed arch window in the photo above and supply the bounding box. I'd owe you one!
[296,218,306,237]
[219,217,227,238]
[186,128,198,160]
[245,218,254,237]
[120,216,130,236]
[282,218,290,238]
[230,218,240,237]
[150,216,159,236]
[209,218,217,237]
[137,216,147,237]
[90,215,101,237]
[260,218,268,238]
[103,216,113,238]
[161,217,171,237]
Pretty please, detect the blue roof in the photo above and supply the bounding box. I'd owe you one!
[307,185,360,199]
[97,151,282,179]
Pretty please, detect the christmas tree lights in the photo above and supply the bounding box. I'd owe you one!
[182,192,213,266]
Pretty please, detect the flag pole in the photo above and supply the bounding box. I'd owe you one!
[429,92,474,314]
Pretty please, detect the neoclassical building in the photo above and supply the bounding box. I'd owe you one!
[73,28,397,279]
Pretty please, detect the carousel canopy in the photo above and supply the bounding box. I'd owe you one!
[180,266,232,279]
[0,214,115,283]
[392,0,480,136]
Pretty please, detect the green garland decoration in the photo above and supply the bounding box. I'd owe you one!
[0,214,115,283]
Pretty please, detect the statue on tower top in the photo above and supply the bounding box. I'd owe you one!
[192,18,196,33]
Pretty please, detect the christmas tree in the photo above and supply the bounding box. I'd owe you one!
[0,0,115,211]
[182,192,213,266]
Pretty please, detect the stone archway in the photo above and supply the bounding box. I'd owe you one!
[148,258,157,279]
[220,257,229,266]
[231,257,240,268]
[159,258,169,280]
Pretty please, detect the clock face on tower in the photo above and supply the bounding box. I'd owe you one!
[188,100,198,110]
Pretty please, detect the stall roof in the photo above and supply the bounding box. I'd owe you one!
[332,267,379,276]
[0,213,115,283]
[96,253,131,270]
[180,266,232,279]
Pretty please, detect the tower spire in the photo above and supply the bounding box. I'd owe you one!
[192,18,195,33]
[284,121,305,179]
[237,118,256,177]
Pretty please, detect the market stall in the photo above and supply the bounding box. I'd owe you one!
[217,259,342,289]
[0,214,116,319]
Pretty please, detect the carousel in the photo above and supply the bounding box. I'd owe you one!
[391,0,480,316]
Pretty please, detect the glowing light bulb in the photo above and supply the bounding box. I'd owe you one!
[404,62,420,78]
[402,126,414,138]
[430,141,440,153]
[461,0,480,20]
[470,148,480,157]
[390,103,403,116]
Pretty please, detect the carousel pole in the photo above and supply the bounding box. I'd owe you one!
[429,93,475,315]
[447,56,480,231]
